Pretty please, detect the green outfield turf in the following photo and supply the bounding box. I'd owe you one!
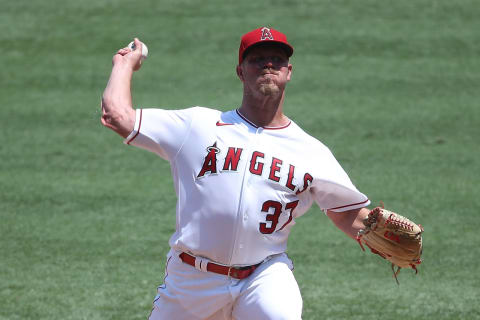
[1,0,479,319]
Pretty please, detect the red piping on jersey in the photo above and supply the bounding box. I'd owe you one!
[328,199,370,211]
[236,109,291,130]
[126,109,143,145]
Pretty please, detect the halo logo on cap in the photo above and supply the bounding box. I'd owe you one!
[260,27,274,41]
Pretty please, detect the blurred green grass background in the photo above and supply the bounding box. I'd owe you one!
[1,0,479,319]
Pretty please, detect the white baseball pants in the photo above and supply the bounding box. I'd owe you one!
[148,250,302,320]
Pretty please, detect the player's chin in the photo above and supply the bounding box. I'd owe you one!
[258,83,280,96]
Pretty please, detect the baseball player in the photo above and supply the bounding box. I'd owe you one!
[101,27,371,320]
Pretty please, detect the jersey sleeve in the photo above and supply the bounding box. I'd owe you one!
[310,146,370,212]
[123,107,196,161]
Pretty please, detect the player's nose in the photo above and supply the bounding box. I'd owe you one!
[263,61,274,69]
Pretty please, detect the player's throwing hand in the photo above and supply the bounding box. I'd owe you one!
[113,37,145,71]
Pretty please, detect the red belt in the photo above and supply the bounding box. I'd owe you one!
[179,252,260,280]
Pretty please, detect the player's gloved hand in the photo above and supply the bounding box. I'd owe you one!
[356,205,423,284]
[113,38,144,71]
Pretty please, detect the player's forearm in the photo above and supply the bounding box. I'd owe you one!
[101,63,136,138]
[326,207,370,240]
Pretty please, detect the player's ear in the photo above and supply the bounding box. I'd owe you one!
[236,65,244,82]
[286,63,292,81]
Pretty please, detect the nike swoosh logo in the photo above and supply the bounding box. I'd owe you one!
[216,121,234,126]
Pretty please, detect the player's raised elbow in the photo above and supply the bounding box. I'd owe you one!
[100,97,135,138]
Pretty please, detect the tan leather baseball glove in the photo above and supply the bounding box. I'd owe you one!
[356,206,423,284]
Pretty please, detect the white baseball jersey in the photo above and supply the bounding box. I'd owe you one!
[124,107,369,266]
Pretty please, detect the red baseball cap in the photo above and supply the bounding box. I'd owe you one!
[238,27,294,64]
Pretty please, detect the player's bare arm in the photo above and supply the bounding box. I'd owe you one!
[326,207,370,240]
[101,38,144,138]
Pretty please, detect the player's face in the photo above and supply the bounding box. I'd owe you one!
[237,44,292,97]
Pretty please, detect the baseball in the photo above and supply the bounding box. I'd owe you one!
[128,41,148,60]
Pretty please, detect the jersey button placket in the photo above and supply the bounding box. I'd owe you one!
[228,126,257,264]
[237,127,262,261]
[244,128,262,221]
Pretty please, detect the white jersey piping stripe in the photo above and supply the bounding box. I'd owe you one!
[235,109,291,130]
[126,109,143,145]
[328,199,370,211]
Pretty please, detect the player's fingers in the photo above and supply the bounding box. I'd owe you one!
[117,48,130,55]
[112,49,131,65]
[127,38,143,71]
[133,38,142,55]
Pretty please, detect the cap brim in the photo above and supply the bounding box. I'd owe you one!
[242,41,293,62]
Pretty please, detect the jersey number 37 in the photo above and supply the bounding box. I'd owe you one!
[260,200,299,234]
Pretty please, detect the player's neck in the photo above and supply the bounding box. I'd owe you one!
[239,94,289,128]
